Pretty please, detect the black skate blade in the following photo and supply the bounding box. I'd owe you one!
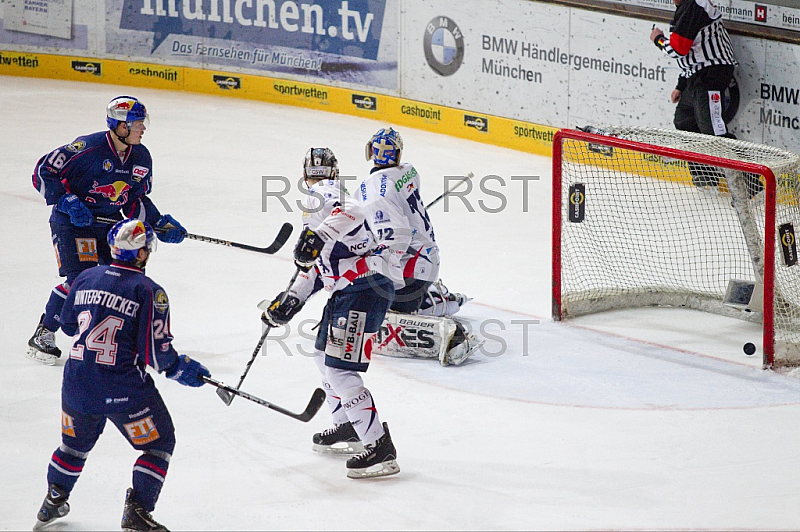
[216,387,235,406]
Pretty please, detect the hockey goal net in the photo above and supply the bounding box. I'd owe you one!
[552,126,800,368]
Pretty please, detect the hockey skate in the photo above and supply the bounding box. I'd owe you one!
[441,319,484,367]
[346,422,400,479]
[27,314,61,365]
[121,488,169,532]
[33,484,70,530]
[313,421,365,455]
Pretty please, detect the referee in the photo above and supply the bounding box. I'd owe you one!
[650,0,738,138]
[650,0,750,192]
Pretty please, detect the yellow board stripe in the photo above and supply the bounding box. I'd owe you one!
[0,50,557,158]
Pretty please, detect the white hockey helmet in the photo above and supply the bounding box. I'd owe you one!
[106,96,149,132]
[303,147,339,180]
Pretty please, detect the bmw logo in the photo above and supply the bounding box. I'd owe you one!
[423,16,464,76]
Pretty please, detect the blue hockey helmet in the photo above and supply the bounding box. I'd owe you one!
[365,127,403,167]
[303,147,339,180]
[108,219,156,263]
[106,96,149,131]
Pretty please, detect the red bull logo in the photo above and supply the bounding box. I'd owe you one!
[116,100,132,110]
[131,222,146,239]
[89,180,131,204]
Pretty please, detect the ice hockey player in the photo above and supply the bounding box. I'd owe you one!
[34,219,210,531]
[262,147,400,479]
[359,127,480,365]
[28,96,187,365]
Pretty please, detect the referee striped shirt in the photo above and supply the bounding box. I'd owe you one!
[655,0,737,80]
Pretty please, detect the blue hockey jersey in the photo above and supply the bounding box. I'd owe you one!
[32,131,162,226]
[59,263,180,414]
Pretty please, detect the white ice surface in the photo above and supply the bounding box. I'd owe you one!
[2,76,800,530]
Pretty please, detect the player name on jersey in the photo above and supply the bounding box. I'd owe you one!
[72,289,141,317]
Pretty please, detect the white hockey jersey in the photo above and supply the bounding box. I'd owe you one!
[287,179,398,301]
[358,163,441,283]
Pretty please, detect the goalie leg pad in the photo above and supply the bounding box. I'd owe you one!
[369,312,483,366]
[369,311,453,361]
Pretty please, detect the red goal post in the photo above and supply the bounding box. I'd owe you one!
[552,127,800,368]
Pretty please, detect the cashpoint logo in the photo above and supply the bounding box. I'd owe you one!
[464,114,488,132]
[71,61,102,76]
[352,94,376,110]
[213,75,241,89]
[423,16,464,76]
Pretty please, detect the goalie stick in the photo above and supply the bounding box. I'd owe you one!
[425,172,474,209]
[217,269,302,406]
[95,216,293,255]
[202,376,325,422]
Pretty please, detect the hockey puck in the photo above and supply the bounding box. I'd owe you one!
[743,342,756,356]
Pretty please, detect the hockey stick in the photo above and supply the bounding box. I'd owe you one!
[425,172,474,209]
[217,269,302,406]
[203,376,326,422]
[95,216,293,255]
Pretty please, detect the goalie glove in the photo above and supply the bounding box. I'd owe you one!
[293,227,325,271]
[261,292,305,327]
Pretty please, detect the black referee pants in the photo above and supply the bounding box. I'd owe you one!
[674,64,735,137]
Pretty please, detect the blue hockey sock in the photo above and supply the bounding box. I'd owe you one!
[46,445,88,495]
[132,450,171,512]
[43,283,70,331]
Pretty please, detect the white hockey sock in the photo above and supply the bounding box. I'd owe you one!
[314,352,348,425]
[341,386,385,446]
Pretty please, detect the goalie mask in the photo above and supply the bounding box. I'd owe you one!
[365,127,403,167]
[303,147,339,181]
[108,219,156,265]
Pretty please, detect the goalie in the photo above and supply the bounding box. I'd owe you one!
[359,127,481,366]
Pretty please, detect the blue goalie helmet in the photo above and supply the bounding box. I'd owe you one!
[303,147,339,180]
[106,96,149,130]
[365,127,403,167]
[108,219,157,262]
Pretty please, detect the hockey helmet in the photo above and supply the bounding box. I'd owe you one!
[106,96,149,131]
[108,219,156,263]
[303,147,339,180]
[365,127,403,167]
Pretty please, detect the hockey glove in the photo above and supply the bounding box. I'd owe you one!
[261,292,305,327]
[166,354,210,387]
[293,228,325,271]
[155,214,186,244]
[57,194,94,227]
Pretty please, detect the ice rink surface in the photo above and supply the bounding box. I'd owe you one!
[2,76,800,530]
